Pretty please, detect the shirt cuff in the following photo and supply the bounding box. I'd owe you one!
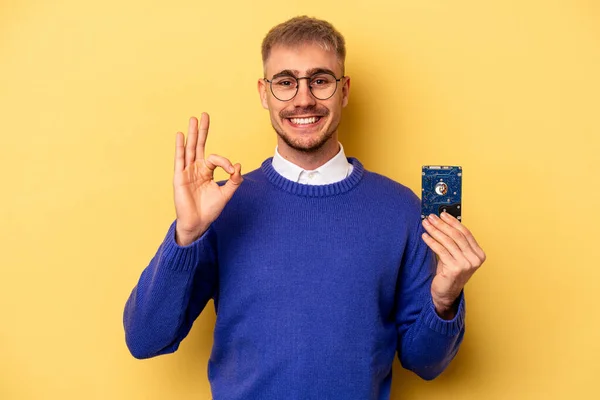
[421,291,466,337]
[158,220,215,273]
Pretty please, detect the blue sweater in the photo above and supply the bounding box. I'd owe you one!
[124,157,465,400]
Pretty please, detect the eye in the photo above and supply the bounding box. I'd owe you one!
[310,74,334,86]
[273,78,296,87]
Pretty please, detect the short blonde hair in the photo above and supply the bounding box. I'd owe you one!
[261,16,346,73]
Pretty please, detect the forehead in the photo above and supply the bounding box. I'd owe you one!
[264,43,342,77]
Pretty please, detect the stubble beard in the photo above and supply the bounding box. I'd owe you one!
[273,124,337,153]
[272,113,339,154]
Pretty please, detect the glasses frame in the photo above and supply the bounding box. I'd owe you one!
[264,72,345,102]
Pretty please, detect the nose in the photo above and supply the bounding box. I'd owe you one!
[292,78,317,107]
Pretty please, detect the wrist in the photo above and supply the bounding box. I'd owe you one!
[175,223,209,246]
[432,296,460,320]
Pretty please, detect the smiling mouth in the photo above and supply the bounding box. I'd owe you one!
[287,116,322,126]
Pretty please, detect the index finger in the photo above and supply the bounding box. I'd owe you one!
[196,112,210,162]
[440,212,485,260]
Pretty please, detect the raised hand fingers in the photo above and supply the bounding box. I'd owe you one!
[185,117,199,168]
[196,112,209,162]
[175,132,185,172]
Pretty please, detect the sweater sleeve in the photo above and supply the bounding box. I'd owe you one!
[123,220,218,359]
[395,217,466,380]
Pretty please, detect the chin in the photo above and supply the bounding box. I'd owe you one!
[279,130,334,153]
[271,115,339,153]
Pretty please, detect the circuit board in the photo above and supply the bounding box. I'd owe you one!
[421,166,462,222]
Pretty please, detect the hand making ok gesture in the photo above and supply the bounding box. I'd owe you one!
[173,113,243,246]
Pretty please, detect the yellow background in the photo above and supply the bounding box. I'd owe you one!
[1,0,598,399]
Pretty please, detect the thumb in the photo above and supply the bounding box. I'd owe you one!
[220,163,243,200]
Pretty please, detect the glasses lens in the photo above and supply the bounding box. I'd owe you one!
[309,73,337,100]
[271,76,298,101]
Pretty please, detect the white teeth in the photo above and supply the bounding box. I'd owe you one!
[290,117,319,125]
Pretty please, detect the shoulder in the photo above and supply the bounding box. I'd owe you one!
[352,163,422,226]
[361,169,421,208]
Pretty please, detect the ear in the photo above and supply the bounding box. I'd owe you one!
[341,76,351,108]
[258,79,269,110]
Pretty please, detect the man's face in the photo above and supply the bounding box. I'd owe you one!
[258,43,350,154]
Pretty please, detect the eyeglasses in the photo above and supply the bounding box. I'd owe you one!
[264,72,345,101]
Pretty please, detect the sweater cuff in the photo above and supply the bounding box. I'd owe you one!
[421,291,466,337]
[158,220,215,273]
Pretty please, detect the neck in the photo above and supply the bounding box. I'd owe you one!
[277,136,341,170]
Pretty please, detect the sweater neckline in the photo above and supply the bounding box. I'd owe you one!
[261,157,365,197]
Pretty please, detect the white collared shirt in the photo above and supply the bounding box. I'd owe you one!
[272,143,354,185]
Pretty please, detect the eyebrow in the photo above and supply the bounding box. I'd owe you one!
[270,67,338,80]
[271,69,299,80]
[306,68,337,77]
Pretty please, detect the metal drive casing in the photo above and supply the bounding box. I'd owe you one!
[421,166,462,222]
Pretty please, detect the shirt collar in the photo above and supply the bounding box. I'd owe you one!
[272,143,351,184]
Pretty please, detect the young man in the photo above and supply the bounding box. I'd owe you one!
[124,16,486,400]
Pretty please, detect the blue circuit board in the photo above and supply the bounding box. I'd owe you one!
[421,166,462,222]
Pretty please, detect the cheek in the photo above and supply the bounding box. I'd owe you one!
[265,97,279,113]
[270,103,283,117]
[325,100,343,117]
[268,103,285,123]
